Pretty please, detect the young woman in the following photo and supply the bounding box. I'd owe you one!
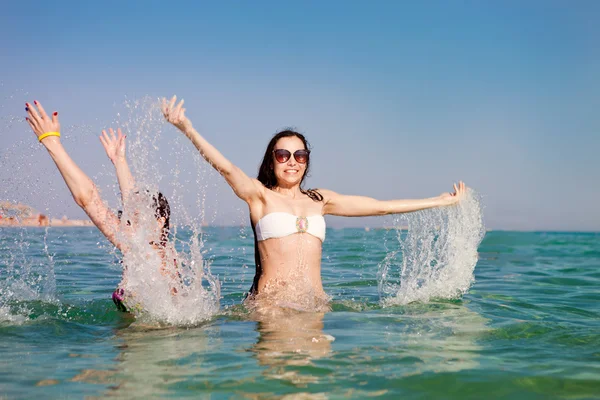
[25,101,178,313]
[161,96,466,311]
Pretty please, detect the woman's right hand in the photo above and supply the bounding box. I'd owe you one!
[162,95,192,132]
[439,181,467,206]
[25,100,61,147]
[99,128,126,165]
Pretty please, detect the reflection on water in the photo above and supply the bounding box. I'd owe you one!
[69,308,338,396]
[249,307,334,386]
[116,325,212,395]
[66,302,489,397]
[27,301,490,398]
[70,322,216,399]
[381,302,490,375]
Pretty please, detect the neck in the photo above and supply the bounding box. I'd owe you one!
[273,185,303,199]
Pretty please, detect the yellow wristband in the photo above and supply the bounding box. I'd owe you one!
[38,132,61,142]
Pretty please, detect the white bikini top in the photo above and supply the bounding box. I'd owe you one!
[255,212,326,242]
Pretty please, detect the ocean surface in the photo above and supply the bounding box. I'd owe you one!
[1,227,599,399]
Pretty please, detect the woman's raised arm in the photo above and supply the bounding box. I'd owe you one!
[25,101,125,251]
[99,128,136,206]
[161,96,262,203]
[321,182,467,217]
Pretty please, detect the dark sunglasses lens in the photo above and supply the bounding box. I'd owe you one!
[294,150,309,163]
[274,149,291,163]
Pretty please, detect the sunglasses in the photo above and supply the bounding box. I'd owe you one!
[273,149,310,164]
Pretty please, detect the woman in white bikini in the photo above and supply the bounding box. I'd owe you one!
[162,96,467,311]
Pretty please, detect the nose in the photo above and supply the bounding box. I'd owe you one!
[287,157,297,167]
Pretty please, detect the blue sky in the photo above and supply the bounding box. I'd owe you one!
[1,1,599,231]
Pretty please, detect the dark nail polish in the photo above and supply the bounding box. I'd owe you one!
[34,100,38,105]
[53,112,58,116]
[25,107,28,111]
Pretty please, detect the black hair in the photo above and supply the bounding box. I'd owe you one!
[151,192,170,247]
[119,191,170,247]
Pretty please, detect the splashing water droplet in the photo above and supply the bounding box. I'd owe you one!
[378,189,485,305]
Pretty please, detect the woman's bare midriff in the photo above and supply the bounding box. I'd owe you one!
[249,232,330,311]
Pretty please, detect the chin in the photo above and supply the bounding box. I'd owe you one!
[280,176,302,185]
[276,173,300,183]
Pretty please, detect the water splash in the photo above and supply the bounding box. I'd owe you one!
[105,97,220,326]
[378,189,485,305]
[114,196,221,326]
[0,227,58,324]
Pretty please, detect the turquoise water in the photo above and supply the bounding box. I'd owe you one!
[1,227,599,399]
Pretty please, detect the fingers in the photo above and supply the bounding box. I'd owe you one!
[100,130,111,150]
[168,95,177,111]
[101,129,111,144]
[180,108,186,120]
[26,103,42,124]
[101,128,125,145]
[25,109,42,135]
[161,97,168,116]
[99,134,108,150]
[35,101,49,120]
[457,181,465,194]
[25,117,36,134]
[51,111,59,125]
[174,99,184,117]
[451,181,467,200]
[25,115,40,133]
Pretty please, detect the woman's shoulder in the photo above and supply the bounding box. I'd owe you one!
[310,188,335,198]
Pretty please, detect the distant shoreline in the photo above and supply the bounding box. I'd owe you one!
[0,219,94,228]
[0,201,94,228]
[0,223,94,228]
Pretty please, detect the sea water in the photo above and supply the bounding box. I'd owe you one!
[1,228,599,399]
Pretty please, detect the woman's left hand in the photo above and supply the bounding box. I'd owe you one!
[99,128,126,164]
[25,100,61,147]
[439,181,467,206]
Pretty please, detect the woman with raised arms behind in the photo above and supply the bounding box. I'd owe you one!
[162,95,466,311]
[24,101,180,314]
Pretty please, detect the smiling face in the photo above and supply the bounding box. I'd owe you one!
[272,136,308,188]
